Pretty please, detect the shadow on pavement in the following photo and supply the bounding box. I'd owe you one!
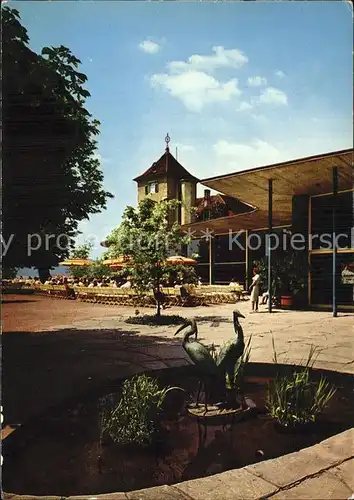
[1,299,38,304]
[2,327,188,426]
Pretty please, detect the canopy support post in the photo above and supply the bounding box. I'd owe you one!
[268,179,273,313]
[332,167,338,317]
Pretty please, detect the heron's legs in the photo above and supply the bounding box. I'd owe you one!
[197,418,202,451]
[203,379,208,413]
[196,380,202,407]
[202,417,207,445]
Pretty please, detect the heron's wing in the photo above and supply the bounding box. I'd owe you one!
[216,340,234,367]
[233,356,243,376]
[186,342,219,375]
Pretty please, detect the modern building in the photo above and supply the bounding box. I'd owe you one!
[134,136,353,311]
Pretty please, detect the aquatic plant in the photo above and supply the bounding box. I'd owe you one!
[99,375,181,446]
[266,342,336,428]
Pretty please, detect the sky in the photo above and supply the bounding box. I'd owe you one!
[10,0,353,261]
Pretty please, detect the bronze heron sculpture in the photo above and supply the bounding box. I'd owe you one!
[216,309,245,395]
[174,319,222,411]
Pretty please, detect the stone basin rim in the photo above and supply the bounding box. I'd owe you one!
[3,363,354,499]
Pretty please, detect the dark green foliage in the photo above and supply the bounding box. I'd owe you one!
[2,7,113,271]
[68,242,111,280]
[255,248,308,301]
[162,264,198,286]
[266,342,336,428]
[104,199,191,316]
[125,314,186,326]
[1,267,19,280]
[99,375,175,446]
[70,242,93,259]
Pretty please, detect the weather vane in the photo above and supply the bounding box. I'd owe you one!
[165,133,170,151]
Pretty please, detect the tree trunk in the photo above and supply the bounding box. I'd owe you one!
[38,267,50,284]
[156,264,161,317]
[156,298,161,317]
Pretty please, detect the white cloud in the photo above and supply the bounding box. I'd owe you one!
[139,40,161,54]
[213,138,282,169]
[259,87,288,106]
[151,70,241,111]
[237,101,253,111]
[251,113,268,123]
[150,46,248,111]
[168,46,248,73]
[177,144,195,152]
[247,76,267,87]
[275,70,286,79]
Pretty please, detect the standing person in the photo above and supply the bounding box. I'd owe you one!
[249,266,260,312]
[63,277,76,299]
[120,279,132,289]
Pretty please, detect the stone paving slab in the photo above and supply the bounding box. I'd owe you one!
[270,470,353,499]
[3,496,62,500]
[3,295,354,500]
[316,428,354,462]
[172,469,278,500]
[245,429,354,488]
[207,468,277,499]
[39,301,353,375]
[331,460,354,490]
[70,494,128,500]
[172,474,241,500]
[4,431,354,500]
[126,485,190,500]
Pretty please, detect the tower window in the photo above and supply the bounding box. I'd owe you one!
[147,181,159,194]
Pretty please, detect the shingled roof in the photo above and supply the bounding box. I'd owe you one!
[133,148,198,183]
[195,193,253,217]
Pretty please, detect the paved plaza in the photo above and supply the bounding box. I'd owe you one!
[2,294,354,499]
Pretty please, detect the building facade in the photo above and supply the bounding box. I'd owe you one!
[133,134,198,226]
[133,138,353,310]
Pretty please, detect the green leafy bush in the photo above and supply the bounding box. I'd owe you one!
[266,343,336,428]
[125,314,186,326]
[99,375,176,446]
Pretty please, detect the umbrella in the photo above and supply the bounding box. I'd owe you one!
[59,258,93,267]
[103,256,132,270]
[100,240,112,248]
[165,256,197,266]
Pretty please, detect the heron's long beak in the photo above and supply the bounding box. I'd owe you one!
[174,323,188,336]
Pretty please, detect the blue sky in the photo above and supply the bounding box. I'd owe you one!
[11,1,353,260]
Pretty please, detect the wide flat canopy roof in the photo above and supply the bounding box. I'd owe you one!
[182,148,353,236]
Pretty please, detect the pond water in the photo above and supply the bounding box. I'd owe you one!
[3,371,353,496]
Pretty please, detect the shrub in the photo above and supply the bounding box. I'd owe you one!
[125,314,186,326]
[266,343,336,428]
[99,375,178,446]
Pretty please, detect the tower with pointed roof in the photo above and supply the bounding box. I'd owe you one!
[133,134,198,225]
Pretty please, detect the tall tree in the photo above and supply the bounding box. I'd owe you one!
[71,241,94,260]
[68,242,111,280]
[105,199,190,316]
[2,7,113,280]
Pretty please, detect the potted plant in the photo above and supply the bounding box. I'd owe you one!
[255,249,308,309]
